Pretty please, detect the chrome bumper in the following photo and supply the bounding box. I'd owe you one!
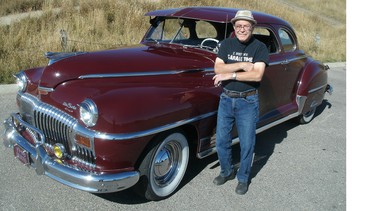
[326,84,333,95]
[3,114,140,193]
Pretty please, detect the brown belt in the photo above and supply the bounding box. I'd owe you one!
[223,89,257,98]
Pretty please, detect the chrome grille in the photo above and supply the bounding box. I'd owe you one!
[18,93,96,167]
[34,105,75,155]
[73,145,96,166]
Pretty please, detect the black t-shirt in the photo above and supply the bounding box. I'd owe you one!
[217,36,269,92]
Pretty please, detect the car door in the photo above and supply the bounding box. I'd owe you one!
[256,26,304,127]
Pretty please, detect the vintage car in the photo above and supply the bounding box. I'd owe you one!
[3,7,332,200]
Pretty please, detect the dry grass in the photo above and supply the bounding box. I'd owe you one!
[0,0,345,84]
[0,0,44,16]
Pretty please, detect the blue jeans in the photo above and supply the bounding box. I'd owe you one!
[216,92,259,183]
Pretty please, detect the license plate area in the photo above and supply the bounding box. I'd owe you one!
[14,144,30,165]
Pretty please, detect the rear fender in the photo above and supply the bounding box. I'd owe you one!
[297,60,329,114]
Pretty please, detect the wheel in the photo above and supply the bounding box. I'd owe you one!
[134,130,189,200]
[298,106,317,124]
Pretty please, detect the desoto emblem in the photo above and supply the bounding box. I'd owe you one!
[63,102,77,113]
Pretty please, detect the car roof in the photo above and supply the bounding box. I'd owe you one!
[145,6,291,26]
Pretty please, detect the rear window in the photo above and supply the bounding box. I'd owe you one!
[278,29,296,52]
[253,27,278,53]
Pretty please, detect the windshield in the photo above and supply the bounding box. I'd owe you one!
[144,17,228,51]
[147,18,186,42]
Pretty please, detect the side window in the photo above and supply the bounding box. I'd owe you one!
[278,29,296,52]
[253,27,278,53]
[195,21,217,39]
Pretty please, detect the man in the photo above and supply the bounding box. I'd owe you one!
[212,10,269,195]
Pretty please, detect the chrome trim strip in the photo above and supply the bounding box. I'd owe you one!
[197,137,239,159]
[38,86,54,93]
[78,68,212,79]
[296,95,307,114]
[308,84,327,94]
[255,112,300,134]
[79,55,308,80]
[197,111,300,159]
[268,55,308,66]
[96,111,217,141]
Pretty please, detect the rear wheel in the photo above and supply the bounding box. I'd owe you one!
[134,130,189,201]
[298,106,317,124]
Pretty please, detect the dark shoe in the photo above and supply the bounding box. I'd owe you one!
[213,171,235,186]
[235,182,248,195]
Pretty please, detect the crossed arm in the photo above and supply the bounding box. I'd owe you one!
[213,57,266,86]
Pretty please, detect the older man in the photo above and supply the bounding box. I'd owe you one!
[213,10,269,195]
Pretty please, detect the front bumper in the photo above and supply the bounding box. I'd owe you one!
[3,114,140,193]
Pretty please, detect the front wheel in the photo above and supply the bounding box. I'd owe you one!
[134,131,189,201]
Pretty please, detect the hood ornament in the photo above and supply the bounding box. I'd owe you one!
[45,51,87,65]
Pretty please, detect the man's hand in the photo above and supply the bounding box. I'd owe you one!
[242,62,254,72]
[213,73,232,87]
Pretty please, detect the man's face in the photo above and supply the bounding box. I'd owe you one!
[233,20,253,43]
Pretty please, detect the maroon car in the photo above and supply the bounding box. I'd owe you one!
[3,7,332,200]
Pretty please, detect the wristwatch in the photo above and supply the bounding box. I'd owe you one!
[232,72,237,80]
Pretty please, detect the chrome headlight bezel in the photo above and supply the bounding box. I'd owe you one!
[15,71,27,92]
[79,99,98,127]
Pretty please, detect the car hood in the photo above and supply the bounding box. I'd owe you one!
[39,44,215,88]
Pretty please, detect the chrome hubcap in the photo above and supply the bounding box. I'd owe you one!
[153,141,181,187]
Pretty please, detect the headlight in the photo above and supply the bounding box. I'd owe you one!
[79,99,98,127]
[15,71,27,92]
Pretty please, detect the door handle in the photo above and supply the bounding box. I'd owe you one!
[281,59,289,65]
